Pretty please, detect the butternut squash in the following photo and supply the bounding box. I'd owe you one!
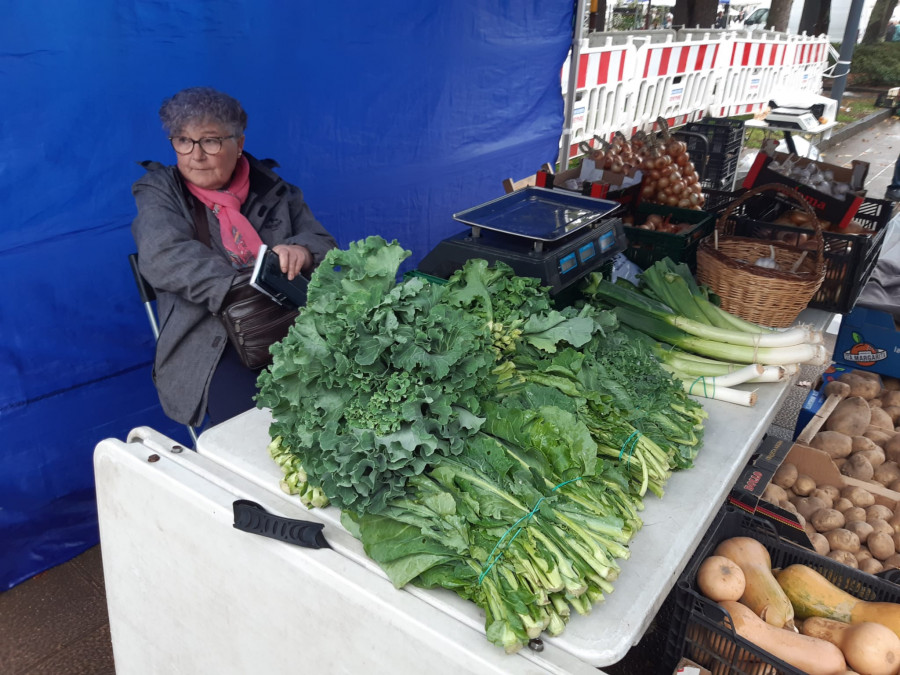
[776,564,900,639]
[713,537,796,629]
[719,600,847,674]
[801,617,900,675]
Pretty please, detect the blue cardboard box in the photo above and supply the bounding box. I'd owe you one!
[833,306,900,379]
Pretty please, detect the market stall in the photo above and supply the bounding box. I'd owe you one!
[94,111,900,673]
[93,305,829,674]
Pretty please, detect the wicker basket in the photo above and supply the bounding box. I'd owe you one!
[695,183,825,328]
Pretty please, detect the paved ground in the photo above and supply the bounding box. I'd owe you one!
[3,109,897,675]
[818,111,900,198]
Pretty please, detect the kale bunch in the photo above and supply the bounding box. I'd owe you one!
[256,237,497,515]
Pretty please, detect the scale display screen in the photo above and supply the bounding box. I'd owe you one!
[559,252,578,275]
[578,241,596,262]
[598,230,616,253]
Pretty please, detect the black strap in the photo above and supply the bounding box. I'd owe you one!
[181,177,212,248]
[233,500,330,549]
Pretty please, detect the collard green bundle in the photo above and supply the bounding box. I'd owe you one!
[256,236,706,653]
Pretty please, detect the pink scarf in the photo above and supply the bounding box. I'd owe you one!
[185,156,263,268]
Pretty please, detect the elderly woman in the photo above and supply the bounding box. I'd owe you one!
[132,87,337,428]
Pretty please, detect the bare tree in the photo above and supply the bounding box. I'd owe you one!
[862,0,899,42]
[673,0,718,28]
[767,0,795,31]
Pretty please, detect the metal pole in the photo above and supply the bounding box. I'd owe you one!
[559,0,589,170]
[830,0,866,109]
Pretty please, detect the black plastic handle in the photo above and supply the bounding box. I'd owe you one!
[233,499,329,549]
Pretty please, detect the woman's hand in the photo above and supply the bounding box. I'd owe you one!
[271,244,312,280]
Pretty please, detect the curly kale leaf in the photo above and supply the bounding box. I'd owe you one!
[257,237,496,515]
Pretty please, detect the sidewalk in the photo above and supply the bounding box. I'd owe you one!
[819,114,900,199]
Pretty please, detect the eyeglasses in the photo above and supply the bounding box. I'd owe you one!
[169,135,236,155]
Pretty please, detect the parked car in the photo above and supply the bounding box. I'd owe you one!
[743,7,768,27]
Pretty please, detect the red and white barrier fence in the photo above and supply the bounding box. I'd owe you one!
[562,29,830,161]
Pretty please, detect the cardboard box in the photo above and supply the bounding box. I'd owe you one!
[742,149,868,230]
[833,306,900,379]
[674,657,711,675]
[727,436,795,532]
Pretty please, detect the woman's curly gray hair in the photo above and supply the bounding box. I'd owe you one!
[158,87,248,137]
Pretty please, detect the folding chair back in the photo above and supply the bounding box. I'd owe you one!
[128,253,198,446]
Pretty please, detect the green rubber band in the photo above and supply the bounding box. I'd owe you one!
[478,477,583,584]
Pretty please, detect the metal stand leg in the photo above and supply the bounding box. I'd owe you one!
[783,130,797,155]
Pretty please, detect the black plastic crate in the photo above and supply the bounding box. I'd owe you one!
[701,188,745,216]
[663,506,900,674]
[683,118,746,156]
[731,196,895,314]
[623,203,714,272]
[699,151,740,191]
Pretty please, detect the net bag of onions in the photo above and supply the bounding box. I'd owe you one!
[695,183,826,328]
[640,118,706,211]
[584,119,705,211]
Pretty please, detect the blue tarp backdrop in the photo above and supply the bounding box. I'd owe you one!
[0,1,572,589]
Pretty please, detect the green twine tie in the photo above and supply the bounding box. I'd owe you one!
[478,477,583,584]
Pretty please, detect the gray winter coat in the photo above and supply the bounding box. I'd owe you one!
[131,154,338,426]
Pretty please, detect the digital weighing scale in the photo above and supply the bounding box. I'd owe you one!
[417,187,625,304]
[765,106,821,131]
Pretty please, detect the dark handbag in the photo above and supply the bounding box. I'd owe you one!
[218,273,298,370]
[187,186,298,370]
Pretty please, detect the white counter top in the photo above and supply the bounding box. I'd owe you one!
[195,308,834,668]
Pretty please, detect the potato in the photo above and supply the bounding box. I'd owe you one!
[808,531,830,556]
[792,473,817,496]
[891,479,900,492]
[871,406,895,431]
[803,520,817,537]
[884,553,900,571]
[842,485,876,507]
[850,369,882,382]
[781,499,800,515]
[888,512,900,535]
[860,557,884,575]
[810,488,835,510]
[827,549,859,567]
[772,462,798,490]
[884,376,900,392]
[893,530,900,551]
[883,406,900,425]
[852,435,881,455]
[867,504,894,523]
[870,519,895,537]
[865,426,896,446]
[858,447,886,468]
[761,483,788,505]
[825,396,872,436]
[795,496,827,520]
[824,528,860,553]
[845,519,874,544]
[816,484,841,502]
[882,390,900,408]
[809,431,853,459]
[834,457,848,470]
[823,380,852,398]
[844,506,868,523]
[855,547,873,563]
[811,508,845,532]
[885,435,900,462]
[834,497,855,512]
[841,453,874,481]
[872,398,884,408]
[874,461,900,487]
[838,373,881,400]
[868,531,896,560]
